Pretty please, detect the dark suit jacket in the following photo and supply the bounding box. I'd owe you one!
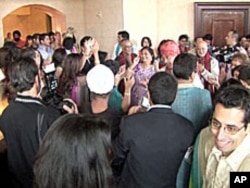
[112,107,195,188]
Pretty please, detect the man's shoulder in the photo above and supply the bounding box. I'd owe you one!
[0,100,24,116]
[105,107,124,117]
[210,56,219,64]
[120,111,150,130]
[0,98,60,121]
[239,154,250,170]
[189,87,211,99]
[125,108,193,127]
[199,127,214,149]
[200,126,212,136]
[123,111,145,120]
[42,105,61,117]
[178,86,210,95]
[173,111,195,130]
[95,108,123,122]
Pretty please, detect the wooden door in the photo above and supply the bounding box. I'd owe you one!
[194,2,250,47]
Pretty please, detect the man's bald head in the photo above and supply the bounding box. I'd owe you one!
[196,40,208,57]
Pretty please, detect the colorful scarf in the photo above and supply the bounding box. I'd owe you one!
[197,52,212,93]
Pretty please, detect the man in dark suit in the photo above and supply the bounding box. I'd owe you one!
[112,72,195,188]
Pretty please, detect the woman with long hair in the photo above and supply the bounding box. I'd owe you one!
[57,53,86,109]
[34,114,114,188]
[52,48,67,79]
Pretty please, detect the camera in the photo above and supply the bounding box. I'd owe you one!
[41,63,74,114]
[213,46,239,64]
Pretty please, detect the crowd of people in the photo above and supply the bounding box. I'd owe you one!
[0,27,250,188]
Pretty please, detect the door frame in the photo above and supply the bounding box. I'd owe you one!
[194,2,250,37]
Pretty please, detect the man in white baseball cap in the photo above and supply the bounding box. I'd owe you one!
[87,64,114,95]
[86,64,123,140]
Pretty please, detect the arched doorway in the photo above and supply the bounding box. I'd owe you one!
[3,4,66,41]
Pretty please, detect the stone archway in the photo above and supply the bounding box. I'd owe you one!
[2,4,66,42]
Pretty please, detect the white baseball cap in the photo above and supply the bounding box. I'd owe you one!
[86,64,114,94]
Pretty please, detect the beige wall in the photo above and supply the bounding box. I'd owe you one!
[0,0,85,48]
[83,0,123,54]
[124,0,250,51]
[1,0,250,54]
[3,6,58,39]
[0,0,123,53]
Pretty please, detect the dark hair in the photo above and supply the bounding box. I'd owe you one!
[140,36,152,48]
[25,35,33,47]
[58,53,83,95]
[80,36,92,47]
[63,37,74,50]
[21,47,36,60]
[245,34,250,40]
[8,58,38,92]
[148,72,177,105]
[232,64,247,79]
[214,84,250,127]
[0,47,12,69]
[20,47,43,69]
[140,47,155,64]
[0,45,21,76]
[3,41,16,49]
[13,30,21,37]
[39,33,49,43]
[32,33,40,40]
[0,80,8,101]
[34,113,114,188]
[26,35,32,41]
[203,34,213,41]
[102,59,120,75]
[178,34,189,41]
[219,78,242,90]
[193,36,203,44]
[230,29,239,41]
[238,65,250,85]
[48,31,55,37]
[52,48,67,67]
[173,53,197,80]
[118,31,129,40]
[2,42,21,62]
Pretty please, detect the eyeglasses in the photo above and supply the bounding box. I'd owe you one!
[209,118,246,135]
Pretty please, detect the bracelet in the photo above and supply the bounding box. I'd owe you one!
[124,92,130,96]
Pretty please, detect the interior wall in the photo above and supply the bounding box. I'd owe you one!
[1,0,250,55]
[31,5,66,34]
[83,0,123,54]
[0,0,85,48]
[3,6,52,40]
[124,0,250,51]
